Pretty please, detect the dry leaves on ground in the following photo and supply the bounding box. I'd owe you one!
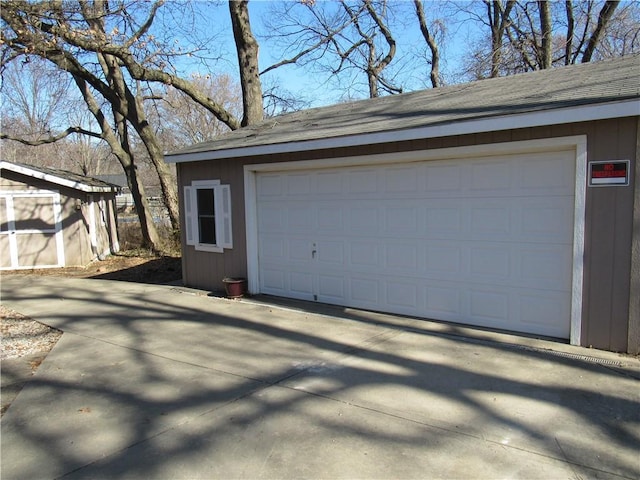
[1,305,62,360]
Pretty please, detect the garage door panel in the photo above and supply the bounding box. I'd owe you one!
[384,206,419,233]
[257,174,284,196]
[318,274,346,302]
[425,163,463,192]
[261,268,286,292]
[387,281,419,310]
[469,289,510,323]
[286,173,312,195]
[470,159,513,193]
[290,271,314,297]
[349,169,379,194]
[518,199,574,242]
[349,206,380,232]
[317,172,343,194]
[519,246,573,290]
[318,206,343,231]
[350,277,380,305]
[259,234,285,259]
[425,285,462,318]
[520,152,575,191]
[317,240,344,265]
[288,206,313,229]
[469,246,511,279]
[385,242,419,272]
[425,243,463,275]
[385,165,420,193]
[519,292,570,334]
[349,241,380,268]
[257,205,285,231]
[425,205,463,236]
[470,204,511,238]
[256,151,575,338]
[289,238,313,261]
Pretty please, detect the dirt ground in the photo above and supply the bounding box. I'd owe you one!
[2,251,182,284]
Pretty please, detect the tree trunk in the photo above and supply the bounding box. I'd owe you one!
[539,0,552,69]
[582,1,619,62]
[564,1,575,65]
[73,75,163,252]
[96,40,180,236]
[229,0,264,126]
[414,0,441,88]
[485,0,515,78]
[132,90,180,233]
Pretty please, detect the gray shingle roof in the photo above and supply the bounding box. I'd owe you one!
[0,161,120,193]
[167,55,639,162]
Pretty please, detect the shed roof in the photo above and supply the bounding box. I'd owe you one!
[166,55,640,163]
[0,161,120,193]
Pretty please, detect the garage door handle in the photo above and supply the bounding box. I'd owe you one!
[312,249,317,258]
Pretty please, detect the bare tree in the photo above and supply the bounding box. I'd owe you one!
[261,0,403,99]
[1,0,267,252]
[1,58,72,137]
[457,0,636,79]
[592,1,640,58]
[152,74,242,149]
[0,57,112,174]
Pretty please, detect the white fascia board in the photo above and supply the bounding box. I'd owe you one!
[166,98,639,164]
[0,162,116,193]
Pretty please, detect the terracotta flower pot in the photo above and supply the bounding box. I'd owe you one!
[222,277,247,298]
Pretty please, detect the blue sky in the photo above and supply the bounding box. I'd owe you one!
[175,0,475,108]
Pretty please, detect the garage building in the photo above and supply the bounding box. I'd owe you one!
[167,56,640,354]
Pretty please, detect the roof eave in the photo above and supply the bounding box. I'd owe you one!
[0,162,118,193]
[165,98,640,164]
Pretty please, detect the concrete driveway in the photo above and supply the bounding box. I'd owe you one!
[1,275,638,479]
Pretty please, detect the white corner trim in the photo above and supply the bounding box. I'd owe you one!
[570,137,587,346]
[167,99,638,163]
[3,195,19,268]
[88,195,98,256]
[52,191,65,267]
[243,168,259,294]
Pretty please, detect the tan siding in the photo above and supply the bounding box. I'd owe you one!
[179,159,248,292]
[629,119,640,354]
[579,117,636,352]
[1,170,118,268]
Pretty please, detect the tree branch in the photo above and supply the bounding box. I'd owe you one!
[414,0,440,88]
[365,0,396,73]
[1,126,102,145]
[582,0,620,62]
[124,0,165,49]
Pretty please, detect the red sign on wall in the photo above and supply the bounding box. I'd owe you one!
[588,161,630,187]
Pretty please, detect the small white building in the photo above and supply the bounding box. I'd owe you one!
[1,161,120,269]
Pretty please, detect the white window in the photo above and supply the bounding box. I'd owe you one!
[184,180,232,253]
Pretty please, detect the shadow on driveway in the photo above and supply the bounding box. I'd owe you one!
[1,275,638,479]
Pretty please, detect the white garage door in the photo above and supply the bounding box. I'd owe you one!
[256,150,576,338]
